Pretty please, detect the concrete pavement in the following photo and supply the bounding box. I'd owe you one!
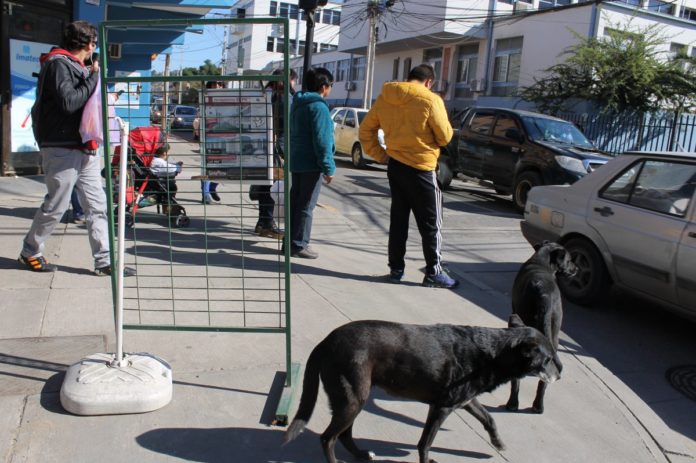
[0,160,694,462]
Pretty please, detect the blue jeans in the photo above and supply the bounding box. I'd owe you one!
[71,189,84,217]
[289,171,322,251]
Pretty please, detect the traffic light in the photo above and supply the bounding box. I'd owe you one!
[298,0,327,10]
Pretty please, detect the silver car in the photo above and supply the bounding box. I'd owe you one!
[521,151,696,319]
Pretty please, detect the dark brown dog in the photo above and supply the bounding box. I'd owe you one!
[284,318,562,463]
[506,241,575,414]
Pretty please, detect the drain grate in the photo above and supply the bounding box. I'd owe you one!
[665,365,696,402]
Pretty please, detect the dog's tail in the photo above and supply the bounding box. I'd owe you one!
[284,341,323,444]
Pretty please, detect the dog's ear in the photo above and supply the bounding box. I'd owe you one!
[533,243,542,251]
[508,313,525,328]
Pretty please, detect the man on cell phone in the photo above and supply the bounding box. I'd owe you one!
[19,20,135,277]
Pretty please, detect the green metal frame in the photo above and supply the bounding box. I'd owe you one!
[99,17,296,424]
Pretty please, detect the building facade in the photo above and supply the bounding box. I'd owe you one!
[225,0,342,73]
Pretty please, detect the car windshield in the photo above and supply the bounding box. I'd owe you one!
[176,107,196,115]
[357,111,367,124]
[522,116,593,148]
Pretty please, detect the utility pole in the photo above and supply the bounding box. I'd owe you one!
[299,0,328,90]
[163,53,171,127]
[362,0,379,109]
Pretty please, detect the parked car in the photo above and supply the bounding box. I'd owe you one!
[521,151,696,319]
[331,107,385,168]
[168,105,197,130]
[150,103,163,124]
[444,107,610,210]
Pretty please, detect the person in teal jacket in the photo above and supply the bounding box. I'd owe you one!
[288,67,336,259]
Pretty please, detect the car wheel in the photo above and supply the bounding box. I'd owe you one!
[437,157,453,190]
[513,171,542,212]
[558,237,610,306]
[351,143,366,168]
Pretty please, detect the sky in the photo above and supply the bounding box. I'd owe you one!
[151,9,235,73]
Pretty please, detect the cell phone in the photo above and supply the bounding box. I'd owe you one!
[85,52,99,66]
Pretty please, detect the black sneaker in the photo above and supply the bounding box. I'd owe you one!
[291,247,318,259]
[422,269,459,289]
[19,255,57,273]
[210,191,221,202]
[388,269,404,284]
[95,265,137,277]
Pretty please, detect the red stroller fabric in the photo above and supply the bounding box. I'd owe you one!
[112,126,166,167]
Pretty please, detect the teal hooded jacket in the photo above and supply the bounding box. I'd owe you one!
[289,91,336,176]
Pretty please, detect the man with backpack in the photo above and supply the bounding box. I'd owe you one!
[19,20,135,277]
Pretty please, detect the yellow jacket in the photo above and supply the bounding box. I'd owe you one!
[359,81,453,171]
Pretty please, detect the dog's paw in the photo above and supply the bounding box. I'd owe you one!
[355,450,375,461]
[505,400,519,411]
[491,437,506,451]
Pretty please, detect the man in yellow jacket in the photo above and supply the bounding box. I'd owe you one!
[359,64,457,288]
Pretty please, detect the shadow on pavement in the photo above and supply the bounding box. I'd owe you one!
[136,426,492,463]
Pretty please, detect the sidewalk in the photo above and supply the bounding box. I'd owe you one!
[0,171,691,463]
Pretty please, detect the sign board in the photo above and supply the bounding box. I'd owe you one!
[9,39,53,153]
[200,89,274,182]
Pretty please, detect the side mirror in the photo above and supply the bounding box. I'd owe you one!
[505,128,524,144]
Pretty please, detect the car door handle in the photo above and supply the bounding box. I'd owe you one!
[689,231,696,238]
[593,206,614,217]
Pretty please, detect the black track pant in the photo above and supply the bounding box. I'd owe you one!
[387,157,443,275]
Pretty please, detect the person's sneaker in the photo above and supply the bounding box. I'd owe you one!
[95,265,137,277]
[422,270,459,289]
[291,247,318,259]
[388,269,404,284]
[202,193,213,205]
[19,255,57,273]
[73,213,86,224]
[255,223,284,240]
[210,191,221,202]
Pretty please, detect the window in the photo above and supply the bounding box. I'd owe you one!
[320,43,338,52]
[680,6,696,21]
[267,37,275,52]
[323,61,337,77]
[289,3,299,19]
[279,2,289,17]
[422,48,443,79]
[351,56,366,81]
[646,0,674,14]
[493,114,519,138]
[275,38,285,53]
[402,57,412,80]
[456,44,478,83]
[344,110,356,128]
[323,9,341,25]
[392,58,400,80]
[492,37,522,96]
[336,59,350,82]
[270,1,277,16]
[469,112,496,135]
[333,109,346,124]
[600,160,696,216]
[670,42,687,59]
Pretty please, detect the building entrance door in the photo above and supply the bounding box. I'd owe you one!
[1,0,71,175]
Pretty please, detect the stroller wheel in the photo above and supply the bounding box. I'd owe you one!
[174,214,190,228]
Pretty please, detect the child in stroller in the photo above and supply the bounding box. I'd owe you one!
[115,126,189,228]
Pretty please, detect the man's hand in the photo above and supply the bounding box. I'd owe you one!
[91,61,100,74]
[323,174,333,184]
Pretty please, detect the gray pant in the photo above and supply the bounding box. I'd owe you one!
[22,147,110,269]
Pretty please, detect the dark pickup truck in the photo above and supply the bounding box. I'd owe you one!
[438,107,610,210]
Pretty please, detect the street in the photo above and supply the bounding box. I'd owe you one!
[1,133,695,462]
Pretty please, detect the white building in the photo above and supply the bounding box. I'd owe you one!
[331,0,696,110]
[225,0,343,73]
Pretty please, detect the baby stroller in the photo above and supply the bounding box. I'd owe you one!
[113,126,190,228]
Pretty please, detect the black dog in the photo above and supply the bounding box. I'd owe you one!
[506,241,575,414]
[285,318,562,463]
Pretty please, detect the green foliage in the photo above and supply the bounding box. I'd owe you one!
[519,22,696,113]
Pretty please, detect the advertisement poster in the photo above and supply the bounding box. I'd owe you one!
[10,39,53,153]
[114,71,142,108]
[201,89,274,181]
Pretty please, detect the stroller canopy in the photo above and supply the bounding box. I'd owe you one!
[113,126,166,167]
